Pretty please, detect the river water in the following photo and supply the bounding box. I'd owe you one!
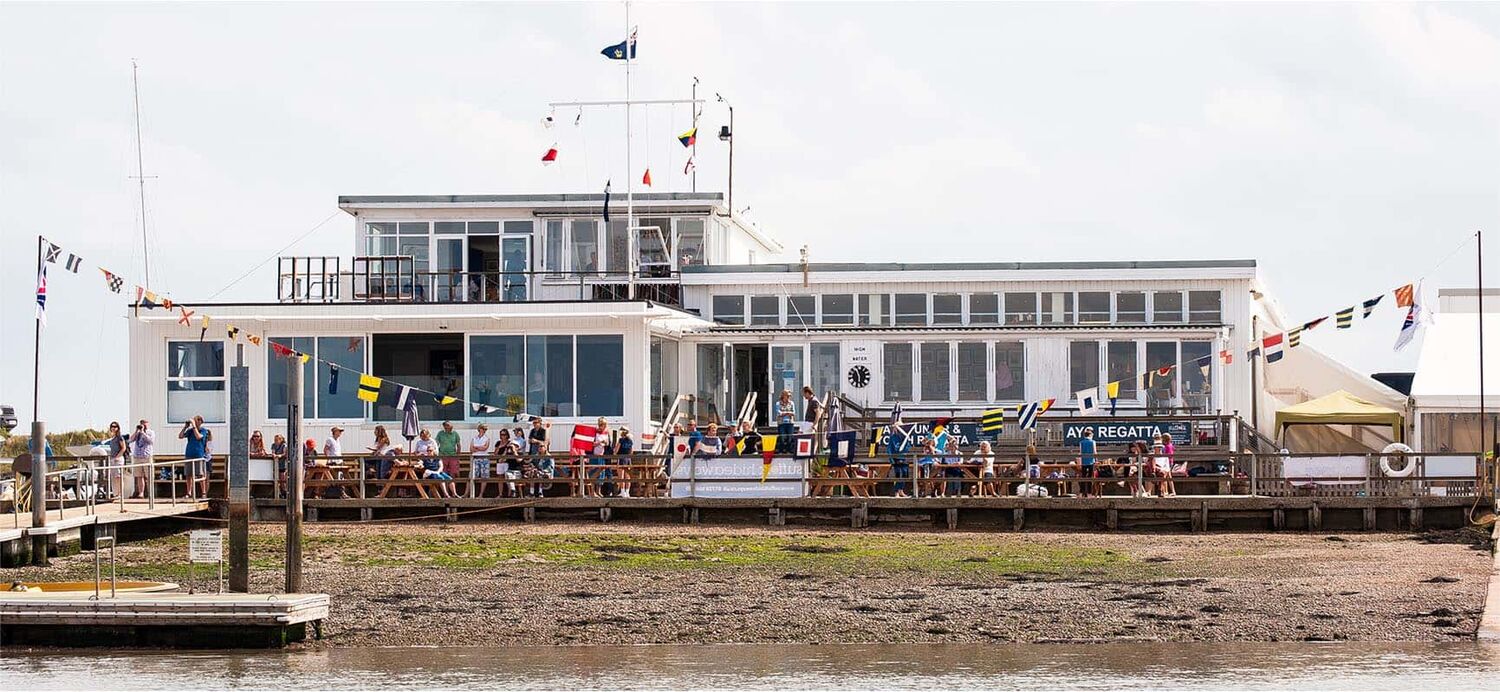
[3,642,1498,689]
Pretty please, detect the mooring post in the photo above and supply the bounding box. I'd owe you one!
[228,347,250,592]
[29,420,48,566]
[284,357,304,593]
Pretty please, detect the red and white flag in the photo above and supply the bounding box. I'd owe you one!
[570,423,598,456]
[1219,349,1233,365]
[1262,333,1285,363]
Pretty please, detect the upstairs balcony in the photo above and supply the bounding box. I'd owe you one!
[276,256,683,306]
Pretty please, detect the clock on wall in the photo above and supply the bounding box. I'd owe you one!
[846,364,871,389]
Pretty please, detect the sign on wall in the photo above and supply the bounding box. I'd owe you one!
[670,457,806,498]
[840,341,881,408]
[188,529,223,564]
[1060,421,1193,447]
[872,422,991,452]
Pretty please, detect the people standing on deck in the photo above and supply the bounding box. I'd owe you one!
[888,426,911,498]
[469,423,493,494]
[916,438,939,498]
[1158,433,1178,497]
[941,435,964,497]
[179,415,209,499]
[975,440,996,497]
[105,421,127,499]
[695,422,724,459]
[775,390,796,453]
[801,386,823,429]
[324,427,344,462]
[1078,429,1098,498]
[365,425,397,482]
[436,421,461,497]
[586,418,612,498]
[613,426,634,497]
[127,419,154,499]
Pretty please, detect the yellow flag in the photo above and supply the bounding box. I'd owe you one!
[761,434,778,453]
[357,374,382,403]
[1106,381,1120,399]
[439,396,456,406]
[298,353,311,365]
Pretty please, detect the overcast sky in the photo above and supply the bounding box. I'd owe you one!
[2,2,1498,430]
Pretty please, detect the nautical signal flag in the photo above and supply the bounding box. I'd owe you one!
[602,179,612,223]
[642,168,652,187]
[1106,381,1121,399]
[1363,295,1383,318]
[43,241,61,263]
[271,342,294,358]
[1394,305,1420,352]
[675,435,692,468]
[100,269,124,293]
[1303,317,1328,331]
[247,334,262,346]
[227,326,240,342]
[794,435,814,458]
[439,396,456,406]
[1336,307,1354,329]
[177,306,195,326]
[1395,283,1415,308]
[541,145,558,165]
[1287,327,1304,348]
[600,28,638,60]
[1076,389,1099,415]
[1219,349,1233,365]
[1016,402,1042,430]
[1262,333,1285,363]
[64,253,82,273]
[357,374,382,403]
[677,127,697,147]
[683,156,695,175]
[980,407,1006,433]
[570,424,598,456]
[35,264,47,326]
[328,365,339,395]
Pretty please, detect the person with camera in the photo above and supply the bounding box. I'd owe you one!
[127,419,155,499]
[178,415,210,499]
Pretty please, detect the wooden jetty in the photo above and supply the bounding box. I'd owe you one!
[0,592,329,648]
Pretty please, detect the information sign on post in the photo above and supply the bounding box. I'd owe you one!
[188,529,225,594]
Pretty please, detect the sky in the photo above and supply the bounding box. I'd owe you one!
[1,2,1498,430]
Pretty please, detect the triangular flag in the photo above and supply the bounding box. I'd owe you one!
[642,168,652,187]
[1037,398,1055,415]
[271,342,294,358]
[677,127,697,147]
[1362,295,1383,318]
[439,396,456,406]
[298,352,311,365]
[247,334,262,346]
[1302,317,1328,331]
[161,298,173,310]
[541,145,558,165]
[100,268,124,293]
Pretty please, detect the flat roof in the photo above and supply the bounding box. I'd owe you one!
[338,192,723,206]
[682,259,1257,274]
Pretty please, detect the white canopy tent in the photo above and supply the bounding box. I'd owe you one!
[1410,310,1500,452]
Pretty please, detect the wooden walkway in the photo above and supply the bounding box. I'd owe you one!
[2,501,210,567]
[0,592,328,647]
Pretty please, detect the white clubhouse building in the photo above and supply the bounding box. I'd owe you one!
[126,191,1396,451]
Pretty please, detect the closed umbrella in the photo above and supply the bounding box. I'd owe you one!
[398,386,420,452]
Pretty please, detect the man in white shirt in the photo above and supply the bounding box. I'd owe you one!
[323,427,344,461]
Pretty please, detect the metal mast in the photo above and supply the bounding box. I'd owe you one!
[130,59,154,287]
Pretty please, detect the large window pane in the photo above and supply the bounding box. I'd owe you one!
[750,296,780,326]
[859,294,889,326]
[956,342,987,401]
[1153,291,1183,323]
[397,235,430,274]
[570,219,599,274]
[544,220,565,273]
[995,342,1025,400]
[970,293,999,324]
[933,294,962,325]
[1005,292,1037,325]
[696,344,725,422]
[1079,292,1111,323]
[371,333,464,422]
[167,341,225,424]
[1069,341,1099,394]
[883,343,913,402]
[526,335,575,417]
[1041,292,1075,325]
[169,341,225,379]
[712,295,745,325]
[1189,291,1222,324]
[1145,341,1178,404]
[787,296,816,327]
[638,217,672,269]
[650,337,679,421]
[822,294,854,325]
[470,335,525,417]
[1117,291,1147,324]
[577,335,624,416]
[1181,340,1213,413]
[317,336,366,419]
[267,337,313,419]
[771,346,805,401]
[1106,340,1138,399]
[811,343,840,399]
[677,218,706,267]
[895,294,927,326]
[605,219,629,275]
[919,342,951,402]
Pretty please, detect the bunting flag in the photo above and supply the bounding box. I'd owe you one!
[439,395,456,406]
[541,145,558,165]
[1336,307,1354,329]
[226,326,239,342]
[176,306,195,326]
[542,113,555,129]
[247,334,262,346]
[135,287,159,309]
[828,430,856,466]
[64,254,82,273]
[570,423,598,456]
[642,168,652,187]
[1395,283,1415,308]
[1106,381,1121,399]
[298,352,311,365]
[1247,346,1261,359]
[35,264,47,326]
[980,407,1005,433]
[472,402,497,414]
[328,365,339,395]
[1037,398,1055,415]
[198,315,211,342]
[794,435,814,458]
[760,435,776,481]
[891,401,904,427]
[1394,305,1420,351]
[1303,316,1328,331]
[1287,327,1304,348]
[1076,389,1099,415]
[1362,295,1383,318]
[683,156,695,175]
[43,241,61,263]
[161,298,173,310]
[357,374,382,403]
[677,127,697,147]
[1262,333,1285,363]
[602,179,612,223]
[600,28,637,60]
[1016,401,1042,430]
[1218,349,1233,365]
[99,268,123,293]
[574,111,582,127]
[347,337,361,352]
[270,342,294,358]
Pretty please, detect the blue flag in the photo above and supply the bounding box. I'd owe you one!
[328,364,339,395]
[600,30,637,60]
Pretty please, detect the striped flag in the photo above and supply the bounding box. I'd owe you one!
[1335,307,1354,329]
[1395,283,1415,308]
[1362,295,1383,318]
[357,374,382,403]
[1262,333,1285,363]
[890,401,904,428]
[64,253,82,273]
[1287,327,1304,348]
[980,407,1005,433]
[35,263,47,326]
[1016,402,1041,430]
[1394,305,1420,351]
[570,423,598,456]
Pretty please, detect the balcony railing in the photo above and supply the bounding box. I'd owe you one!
[277,256,682,306]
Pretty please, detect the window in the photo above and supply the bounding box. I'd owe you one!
[1106,341,1138,399]
[859,294,889,326]
[969,293,999,324]
[543,220,565,274]
[638,217,672,269]
[318,336,366,418]
[577,335,624,416]
[372,333,464,422]
[956,342,987,401]
[811,343,840,398]
[1069,340,1099,395]
[267,337,314,420]
[772,346,805,398]
[570,219,599,274]
[1188,291,1222,324]
[677,218,706,267]
[1153,291,1183,323]
[1117,291,1147,324]
[167,341,225,423]
[895,293,928,326]
[467,222,499,235]
[364,222,397,256]
[1079,292,1111,323]
[883,343,913,402]
[919,342,951,401]
[1145,341,1178,403]
[994,342,1025,400]
[712,295,745,325]
[525,335,575,417]
[821,294,854,325]
[1181,340,1213,413]
[397,235,429,273]
[435,221,465,235]
[1005,292,1037,325]
[470,335,526,417]
[1041,291,1075,325]
[931,294,962,325]
[787,296,816,327]
[696,344,725,422]
[750,296,780,326]
[503,220,532,234]
[650,337,679,421]
[605,219,629,274]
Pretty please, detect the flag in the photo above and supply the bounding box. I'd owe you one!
[677,127,697,147]
[541,145,558,165]
[226,326,239,342]
[683,156,695,175]
[794,435,814,458]
[891,401,904,427]
[1362,295,1383,318]
[100,269,123,293]
[43,241,61,263]
[35,264,47,326]
[570,423,598,456]
[439,396,456,406]
[1218,349,1233,365]
[602,179,612,223]
[761,455,773,483]
[1016,402,1041,430]
[357,374,382,403]
[247,334,262,346]
[980,407,1005,433]
[1395,283,1415,308]
[271,342,294,358]
[1394,305,1420,351]
[675,435,693,469]
[161,298,173,310]
[328,365,339,395]
[64,254,82,273]
[1037,398,1055,415]
[1303,317,1327,331]
[1287,327,1304,348]
[1247,347,1261,359]
[472,402,498,414]
[574,111,582,126]
[1335,307,1354,329]
[828,430,856,466]
[135,286,159,309]
[931,417,953,451]
[1106,381,1121,399]
[642,168,652,187]
[394,386,413,411]
[1076,389,1099,415]
[542,113,555,129]
[600,28,637,60]
[298,352,311,365]
[177,306,195,326]
[348,337,361,352]
[1262,333,1285,364]
[199,315,211,342]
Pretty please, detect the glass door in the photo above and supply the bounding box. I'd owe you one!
[501,236,530,301]
[434,237,465,302]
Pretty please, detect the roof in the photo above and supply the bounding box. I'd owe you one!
[338,192,723,206]
[1275,390,1404,431]
[1410,312,1500,408]
[682,259,1257,274]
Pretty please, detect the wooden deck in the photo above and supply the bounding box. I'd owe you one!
[0,592,329,647]
[2,501,211,567]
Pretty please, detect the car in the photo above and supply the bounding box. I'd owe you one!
[0,404,16,432]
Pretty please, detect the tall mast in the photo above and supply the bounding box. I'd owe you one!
[691,76,699,192]
[130,59,153,287]
[624,1,634,300]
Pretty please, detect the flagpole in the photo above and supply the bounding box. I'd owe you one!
[624,1,635,301]
[690,76,698,193]
[1477,230,1485,457]
[33,235,43,420]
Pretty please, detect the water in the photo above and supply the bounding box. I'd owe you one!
[3,642,1498,689]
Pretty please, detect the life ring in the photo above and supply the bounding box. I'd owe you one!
[1379,443,1417,478]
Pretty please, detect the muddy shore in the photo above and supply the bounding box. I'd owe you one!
[9,523,1492,646]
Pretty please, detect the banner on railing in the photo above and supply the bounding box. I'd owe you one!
[670,456,805,498]
[1061,421,1193,447]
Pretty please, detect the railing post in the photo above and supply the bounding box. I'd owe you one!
[1247,453,1257,497]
